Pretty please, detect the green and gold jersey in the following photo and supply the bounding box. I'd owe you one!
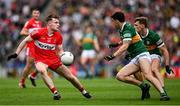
[82,33,97,50]
[141,29,164,56]
[119,22,147,58]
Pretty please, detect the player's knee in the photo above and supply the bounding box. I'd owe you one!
[116,73,125,81]
[38,70,46,75]
[144,74,152,81]
[151,68,159,73]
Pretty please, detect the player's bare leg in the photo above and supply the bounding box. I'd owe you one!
[55,65,92,99]
[35,62,60,100]
[134,71,151,99]
[116,63,142,85]
[151,59,165,88]
[139,58,170,101]
[80,57,90,78]
[19,56,34,88]
[134,71,144,82]
[89,58,96,77]
[116,63,150,100]
[29,71,39,87]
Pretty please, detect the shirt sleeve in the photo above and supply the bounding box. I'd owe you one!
[122,30,132,41]
[57,32,63,45]
[23,21,31,29]
[30,30,40,40]
[153,33,164,48]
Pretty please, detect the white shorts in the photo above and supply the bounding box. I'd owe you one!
[150,54,162,63]
[130,52,151,65]
[81,50,96,58]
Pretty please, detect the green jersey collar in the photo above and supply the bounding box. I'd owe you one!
[141,28,149,38]
[120,22,126,31]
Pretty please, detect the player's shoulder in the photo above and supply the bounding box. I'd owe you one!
[29,18,35,21]
[148,29,159,38]
[31,27,46,35]
[54,31,62,36]
[54,31,63,40]
[39,27,47,31]
[124,22,135,31]
[27,18,35,23]
[24,18,34,26]
[125,22,133,28]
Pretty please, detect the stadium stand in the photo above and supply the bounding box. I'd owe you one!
[0,0,179,78]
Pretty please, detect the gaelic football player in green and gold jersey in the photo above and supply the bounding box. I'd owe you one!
[104,12,170,101]
[134,16,173,97]
[80,25,100,78]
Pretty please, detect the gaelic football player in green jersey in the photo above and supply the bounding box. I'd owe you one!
[104,12,170,101]
[80,25,100,78]
[134,16,173,96]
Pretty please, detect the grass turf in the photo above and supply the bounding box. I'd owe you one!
[0,78,180,105]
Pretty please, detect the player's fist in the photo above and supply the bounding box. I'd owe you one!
[104,54,115,61]
[108,43,120,48]
[7,53,18,61]
[165,65,174,74]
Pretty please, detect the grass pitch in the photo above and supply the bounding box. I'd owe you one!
[0,77,180,105]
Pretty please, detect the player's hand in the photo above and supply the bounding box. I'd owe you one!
[108,43,120,48]
[7,53,18,61]
[104,54,115,61]
[165,65,174,74]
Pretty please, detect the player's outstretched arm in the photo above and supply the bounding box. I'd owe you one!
[160,45,170,66]
[113,40,130,57]
[7,36,33,61]
[108,41,122,48]
[104,40,130,61]
[16,36,33,55]
[20,22,29,36]
[57,45,64,57]
[159,45,173,74]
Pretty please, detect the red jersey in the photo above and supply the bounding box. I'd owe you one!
[30,27,63,67]
[23,18,42,48]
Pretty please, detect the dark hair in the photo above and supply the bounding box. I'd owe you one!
[135,17,148,28]
[31,8,40,12]
[45,14,59,22]
[111,12,125,22]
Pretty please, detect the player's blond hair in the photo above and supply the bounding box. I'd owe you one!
[135,17,149,28]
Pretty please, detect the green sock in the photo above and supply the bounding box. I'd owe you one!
[138,82,145,89]
[160,92,167,96]
[162,87,167,94]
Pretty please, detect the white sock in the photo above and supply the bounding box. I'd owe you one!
[82,90,87,94]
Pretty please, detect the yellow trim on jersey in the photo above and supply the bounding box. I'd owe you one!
[82,38,93,44]
[132,34,141,44]
[146,45,157,50]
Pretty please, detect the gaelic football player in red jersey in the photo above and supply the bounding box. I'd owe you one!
[19,9,42,88]
[8,14,91,100]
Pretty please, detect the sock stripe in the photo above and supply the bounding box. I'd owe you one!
[51,87,58,94]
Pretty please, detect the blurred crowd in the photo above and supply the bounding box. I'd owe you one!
[0,0,179,78]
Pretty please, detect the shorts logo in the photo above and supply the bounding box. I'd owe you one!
[35,41,55,50]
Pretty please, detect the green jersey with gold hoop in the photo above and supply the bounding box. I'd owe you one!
[82,33,97,50]
[119,22,147,58]
[141,29,164,56]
